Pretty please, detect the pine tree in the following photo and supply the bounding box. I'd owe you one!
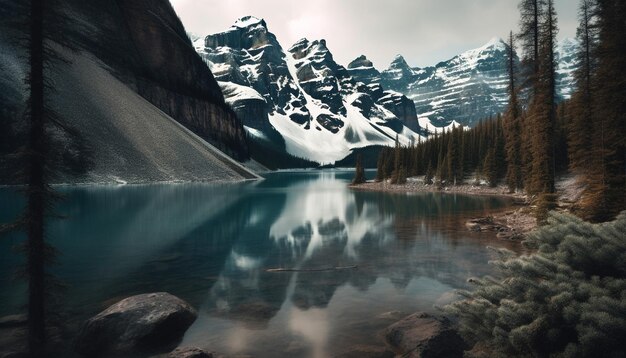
[457,125,466,184]
[568,0,598,174]
[504,31,523,192]
[352,154,366,184]
[528,0,558,194]
[446,125,460,185]
[444,212,626,357]
[391,135,401,184]
[424,160,434,185]
[582,0,626,221]
[483,147,498,187]
[24,0,55,355]
[518,0,545,92]
[494,115,507,181]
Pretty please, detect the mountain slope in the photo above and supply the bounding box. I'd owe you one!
[53,50,258,183]
[381,37,578,127]
[198,16,424,165]
[0,0,256,183]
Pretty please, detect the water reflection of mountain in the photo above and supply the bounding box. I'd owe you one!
[0,181,280,318]
[0,170,518,356]
[201,171,516,326]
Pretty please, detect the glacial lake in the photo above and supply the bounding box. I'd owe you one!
[0,170,523,357]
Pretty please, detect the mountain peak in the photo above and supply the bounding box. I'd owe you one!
[314,39,327,48]
[453,36,507,63]
[481,36,507,51]
[387,54,413,73]
[348,55,373,69]
[290,37,310,49]
[388,54,410,69]
[233,16,266,29]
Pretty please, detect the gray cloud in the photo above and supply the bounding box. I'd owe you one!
[171,0,578,69]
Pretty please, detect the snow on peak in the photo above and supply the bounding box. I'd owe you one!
[388,54,411,70]
[233,16,265,29]
[392,54,406,62]
[451,36,507,67]
[481,37,507,51]
[348,55,373,69]
[292,38,310,47]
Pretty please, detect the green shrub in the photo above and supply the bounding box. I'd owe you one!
[444,211,626,357]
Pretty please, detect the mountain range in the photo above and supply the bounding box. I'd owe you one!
[0,7,579,177]
[196,16,424,165]
[196,16,578,165]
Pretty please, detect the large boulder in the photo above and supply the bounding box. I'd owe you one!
[383,312,466,358]
[168,347,213,358]
[75,292,197,357]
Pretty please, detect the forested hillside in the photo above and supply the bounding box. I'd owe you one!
[374,0,625,222]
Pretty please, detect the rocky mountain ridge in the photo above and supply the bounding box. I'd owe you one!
[197,16,424,165]
[380,37,578,127]
[197,17,578,164]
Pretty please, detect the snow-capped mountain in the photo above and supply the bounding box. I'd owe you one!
[381,37,579,127]
[555,38,578,100]
[381,37,512,127]
[196,16,424,165]
[195,17,579,164]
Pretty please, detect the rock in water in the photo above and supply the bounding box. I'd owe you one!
[75,292,197,357]
[168,347,213,358]
[383,312,465,358]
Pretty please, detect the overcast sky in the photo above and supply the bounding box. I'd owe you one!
[170,0,578,69]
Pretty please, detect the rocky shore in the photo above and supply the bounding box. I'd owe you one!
[350,178,537,240]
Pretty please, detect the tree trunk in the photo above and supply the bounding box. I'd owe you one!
[27,0,47,356]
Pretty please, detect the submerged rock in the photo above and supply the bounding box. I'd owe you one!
[0,314,27,328]
[383,312,465,358]
[168,347,213,358]
[75,292,197,357]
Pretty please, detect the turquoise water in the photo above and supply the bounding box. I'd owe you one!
[0,170,522,357]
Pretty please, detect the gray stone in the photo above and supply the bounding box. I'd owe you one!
[0,315,27,329]
[383,312,466,358]
[168,347,213,358]
[75,292,197,357]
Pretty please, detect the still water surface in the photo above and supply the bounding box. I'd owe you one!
[0,170,522,357]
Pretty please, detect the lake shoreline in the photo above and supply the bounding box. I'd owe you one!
[350,179,537,239]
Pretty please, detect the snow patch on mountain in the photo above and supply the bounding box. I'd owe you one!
[219,81,266,105]
[196,17,424,165]
[555,38,578,100]
[382,37,579,127]
[233,15,264,28]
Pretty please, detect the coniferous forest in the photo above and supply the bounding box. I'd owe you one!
[374,0,625,223]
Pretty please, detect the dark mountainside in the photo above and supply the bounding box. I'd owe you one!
[0,0,256,184]
[197,17,425,168]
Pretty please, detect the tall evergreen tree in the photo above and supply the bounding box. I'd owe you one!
[446,125,461,185]
[528,0,558,194]
[504,31,523,192]
[375,149,385,182]
[583,0,626,221]
[568,0,598,174]
[24,0,53,355]
[352,154,366,184]
[518,0,545,92]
